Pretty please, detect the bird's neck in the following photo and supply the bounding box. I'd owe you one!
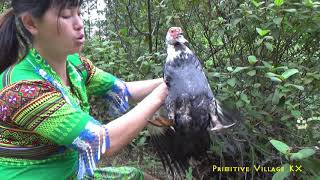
[166,43,192,62]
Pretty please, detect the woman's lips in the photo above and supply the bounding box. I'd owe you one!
[75,34,85,44]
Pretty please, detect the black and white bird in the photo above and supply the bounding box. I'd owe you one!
[148,27,238,178]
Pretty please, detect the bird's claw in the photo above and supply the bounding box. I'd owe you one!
[208,123,235,132]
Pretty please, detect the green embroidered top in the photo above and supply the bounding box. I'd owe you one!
[0,49,118,179]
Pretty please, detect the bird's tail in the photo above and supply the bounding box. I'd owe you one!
[147,106,211,179]
[147,122,210,179]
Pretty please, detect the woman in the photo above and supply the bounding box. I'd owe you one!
[0,0,167,179]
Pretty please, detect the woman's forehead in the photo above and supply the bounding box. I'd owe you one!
[51,0,83,8]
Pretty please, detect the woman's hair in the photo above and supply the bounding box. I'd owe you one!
[0,0,83,73]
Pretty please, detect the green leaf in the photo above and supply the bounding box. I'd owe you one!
[273,66,288,71]
[281,69,299,79]
[206,60,214,66]
[231,18,242,26]
[251,0,264,7]
[265,42,274,51]
[240,93,250,104]
[264,36,275,41]
[285,84,304,91]
[137,136,147,146]
[291,110,301,118]
[270,77,283,82]
[95,48,105,52]
[256,39,264,45]
[208,72,221,78]
[248,55,258,64]
[262,61,272,69]
[227,78,237,87]
[186,167,193,180]
[251,0,259,7]
[119,28,128,36]
[227,67,234,72]
[165,15,173,25]
[284,9,297,13]
[232,67,250,74]
[272,88,280,105]
[291,148,316,160]
[247,70,256,76]
[304,0,314,7]
[266,72,281,78]
[272,164,290,180]
[300,159,320,176]
[254,83,261,88]
[274,0,284,7]
[270,139,290,154]
[236,100,244,108]
[307,117,320,122]
[273,17,283,26]
[266,71,280,77]
[256,28,270,36]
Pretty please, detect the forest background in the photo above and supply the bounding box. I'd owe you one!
[1,0,320,179]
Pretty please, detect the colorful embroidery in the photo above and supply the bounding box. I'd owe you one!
[105,78,131,117]
[1,66,14,88]
[71,119,110,179]
[0,81,56,124]
[79,56,96,84]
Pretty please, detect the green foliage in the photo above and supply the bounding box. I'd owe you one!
[270,139,320,178]
[272,163,290,180]
[0,0,10,13]
[185,167,193,180]
[270,139,290,154]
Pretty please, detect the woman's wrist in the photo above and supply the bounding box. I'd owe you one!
[155,78,164,85]
[143,91,163,108]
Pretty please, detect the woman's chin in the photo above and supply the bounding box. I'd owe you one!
[69,46,83,54]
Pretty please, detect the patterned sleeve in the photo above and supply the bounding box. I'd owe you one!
[0,80,110,179]
[71,119,109,179]
[80,57,131,117]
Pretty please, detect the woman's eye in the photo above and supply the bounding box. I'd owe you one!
[61,10,72,18]
[61,15,71,19]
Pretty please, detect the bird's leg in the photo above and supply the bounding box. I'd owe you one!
[208,111,224,131]
[148,105,175,127]
[208,101,235,131]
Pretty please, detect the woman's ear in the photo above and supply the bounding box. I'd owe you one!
[20,13,38,36]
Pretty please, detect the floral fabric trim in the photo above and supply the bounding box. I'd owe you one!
[104,78,131,118]
[71,119,110,179]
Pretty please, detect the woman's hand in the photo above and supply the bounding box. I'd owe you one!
[149,82,168,105]
[103,82,168,156]
[126,78,164,102]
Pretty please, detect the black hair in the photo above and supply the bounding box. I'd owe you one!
[0,0,83,73]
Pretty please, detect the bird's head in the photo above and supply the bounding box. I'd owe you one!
[166,27,188,45]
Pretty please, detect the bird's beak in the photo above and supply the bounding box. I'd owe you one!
[177,33,188,44]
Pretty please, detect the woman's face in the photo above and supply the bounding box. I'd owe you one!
[33,6,85,55]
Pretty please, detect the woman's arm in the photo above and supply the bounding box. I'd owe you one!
[104,82,167,156]
[126,78,163,102]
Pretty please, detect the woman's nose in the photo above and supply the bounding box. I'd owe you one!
[74,16,84,31]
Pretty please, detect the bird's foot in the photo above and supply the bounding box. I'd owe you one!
[208,113,235,132]
[148,116,175,127]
